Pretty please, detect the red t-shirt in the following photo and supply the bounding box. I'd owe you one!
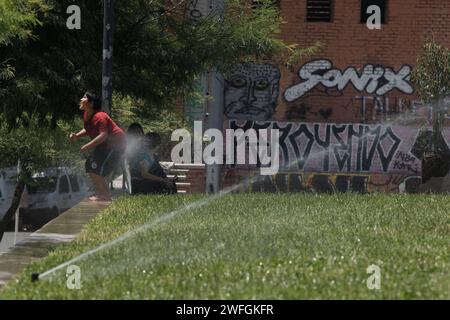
[83,111,125,149]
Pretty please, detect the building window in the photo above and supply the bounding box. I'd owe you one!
[361,0,387,24]
[306,0,333,22]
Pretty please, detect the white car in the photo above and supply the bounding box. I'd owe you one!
[20,168,89,227]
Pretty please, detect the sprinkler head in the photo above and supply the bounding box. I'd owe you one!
[31,273,40,282]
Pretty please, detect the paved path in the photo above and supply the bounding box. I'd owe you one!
[0,233,32,254]
[0,200,109,288]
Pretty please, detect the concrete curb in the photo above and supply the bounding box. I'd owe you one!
[0,200,109,288]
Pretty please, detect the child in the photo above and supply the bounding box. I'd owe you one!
[69,91,125,201]
[129,133,177,195]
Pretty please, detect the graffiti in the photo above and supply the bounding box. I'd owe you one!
[229,121,411,174]
[244,172,370,193]
[318,108,333,119]
[251,173,304,193]
[233,171,378,193]
[310,174,369,193]
[224,62,281,121]
[354,96,429,122]
[284,60,414,102]
[185,0,206,19]
[368,174,422,193]
[224,168,425,194]
[392,151,420,175]
[285,103,333,120]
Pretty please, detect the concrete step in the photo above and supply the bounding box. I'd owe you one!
[175,182,191,187]
[167,174,187,181]
[169,169,190,174]
[173,163,206,169]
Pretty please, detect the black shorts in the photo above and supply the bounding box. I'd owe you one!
[85,146,123,177]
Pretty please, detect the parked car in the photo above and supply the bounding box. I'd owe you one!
[20,167,89,228]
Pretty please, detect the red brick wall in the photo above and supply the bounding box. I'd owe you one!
[219,0,450,194]
[276,0,450,123]
[185,168,206,193]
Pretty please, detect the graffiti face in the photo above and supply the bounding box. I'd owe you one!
[225,63,280,121]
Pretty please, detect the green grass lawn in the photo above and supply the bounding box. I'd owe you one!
[0,193,449,299]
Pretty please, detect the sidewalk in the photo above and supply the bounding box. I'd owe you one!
[0,233,32,254]
[0,200,109,288]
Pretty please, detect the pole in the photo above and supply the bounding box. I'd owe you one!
[204,1,225,194]
[205,71,225,193]
[14,160,21,245]
[102,0,115,115]
[186,0,225,194]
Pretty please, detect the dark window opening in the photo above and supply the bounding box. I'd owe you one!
[361,0,387,24]
[307,0,333,22]
[59,176,70,194]
[69,175,80,193]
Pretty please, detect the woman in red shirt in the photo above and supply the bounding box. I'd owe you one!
[69,91,125,201]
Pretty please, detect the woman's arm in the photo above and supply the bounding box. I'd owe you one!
[80,132,109,153]
[139,161,168,183]
[69,129,88,142]
[76,129,88,138]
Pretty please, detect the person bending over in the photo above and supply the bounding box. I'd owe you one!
[130,133,177,195]
[69,91,126,201]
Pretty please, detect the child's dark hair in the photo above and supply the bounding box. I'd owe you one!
[145,132,161,149]
[85,91,102,110]
[127,123,144,136]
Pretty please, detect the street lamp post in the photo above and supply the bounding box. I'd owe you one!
[102,0,115,115]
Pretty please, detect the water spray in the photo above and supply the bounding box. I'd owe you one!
[35,174,264,282]
[34,126,387,283]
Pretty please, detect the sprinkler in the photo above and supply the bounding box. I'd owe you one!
[31,273,40,282]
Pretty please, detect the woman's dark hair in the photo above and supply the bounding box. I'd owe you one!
[85,91,102,110]
[145,132,161,149]
[127,123,145,136]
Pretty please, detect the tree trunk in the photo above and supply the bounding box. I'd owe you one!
[0,164,30,243]
[0,178,25,243]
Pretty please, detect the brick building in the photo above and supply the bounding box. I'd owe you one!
[182,0,450,194]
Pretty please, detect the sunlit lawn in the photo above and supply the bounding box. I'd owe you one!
[1,193,449,299]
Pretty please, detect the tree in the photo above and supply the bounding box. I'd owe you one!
[0,0,47,94]
[0,0,47,44]
[411,39,450,182]
[1,0,315,126]
[0,0,317,236]
[0,116,81,241]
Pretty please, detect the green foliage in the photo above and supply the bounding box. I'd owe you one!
[0,0,47,45]
[411,40,450,104]
[112,93,187,160]
[1,193,449,299]
[0,115,83,174]
[0,0,48,119]
[112,93,187,134]
[1,0,311,127]
[411,39,450,153]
